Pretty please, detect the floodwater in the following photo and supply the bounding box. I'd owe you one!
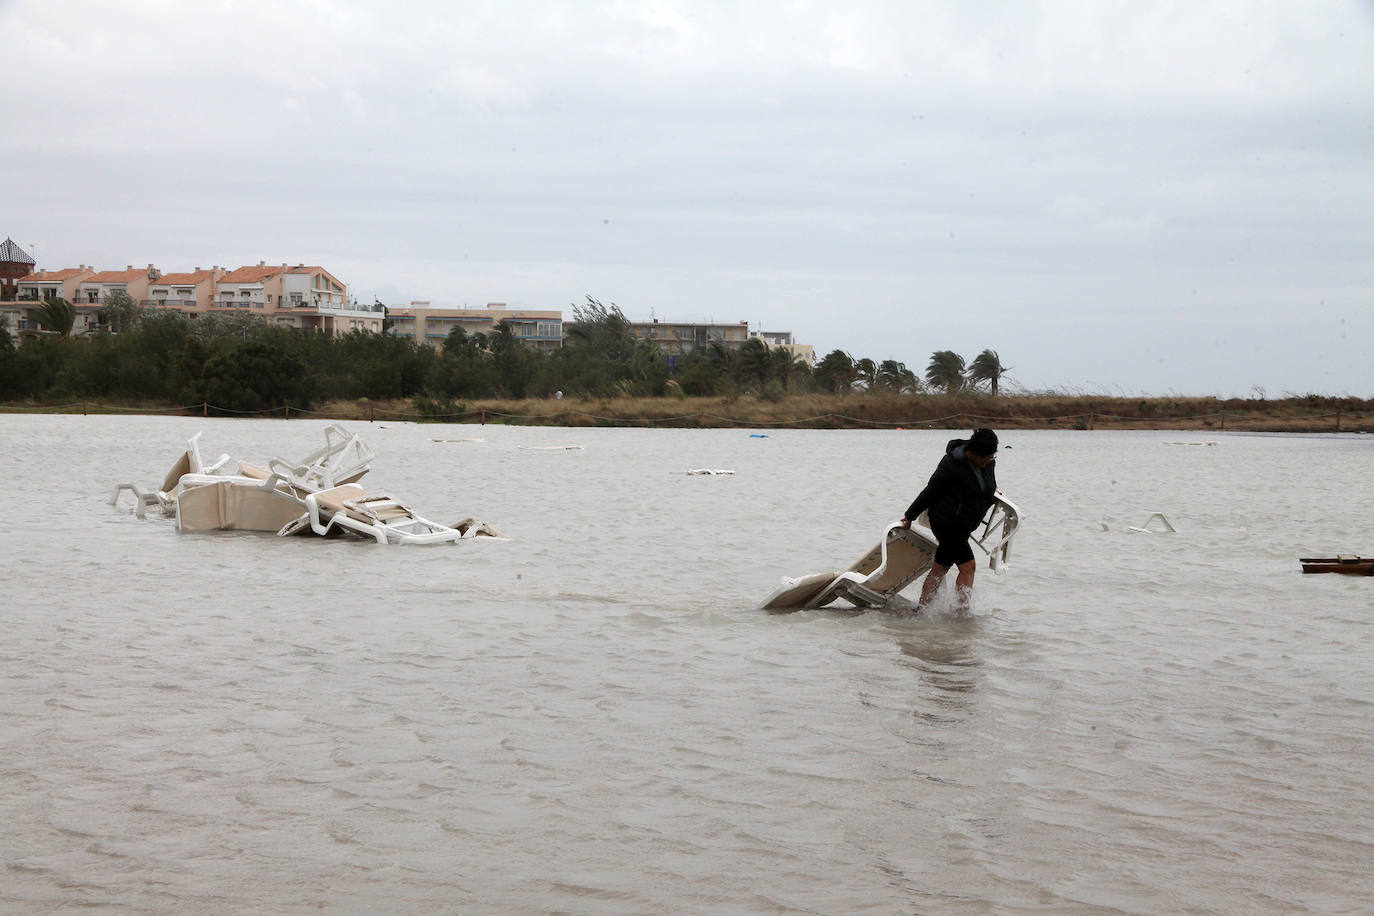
[2,415,1372,914]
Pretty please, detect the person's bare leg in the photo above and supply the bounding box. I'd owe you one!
[954,559,977,610]
[918,563,949,608]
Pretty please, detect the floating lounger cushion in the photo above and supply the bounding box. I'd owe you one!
[312,484,413,522]
[237,461,271,480]
[759,571,842,610]
[160,451,192,495]
[177,480,310,532]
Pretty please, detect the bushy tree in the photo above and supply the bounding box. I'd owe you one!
[103,290,145,334]
[564,297,634,362]
[192,329,311,413]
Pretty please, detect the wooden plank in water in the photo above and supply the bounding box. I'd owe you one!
[1300,556,1374,575]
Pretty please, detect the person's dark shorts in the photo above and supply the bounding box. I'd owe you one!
[930,518,975,568]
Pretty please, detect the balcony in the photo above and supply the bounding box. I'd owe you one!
[143,299,200,309]
[213,300,266,309]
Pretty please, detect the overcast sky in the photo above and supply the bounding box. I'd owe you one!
[4,0,1372,396]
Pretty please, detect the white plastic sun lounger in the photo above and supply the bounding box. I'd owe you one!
[110,433,219,518]
[759,522,938,611]
[264,423,375,490]
[760,493,1023,611]
[113,426,501,545]
[174,475,311,533]
[298,483,505,544]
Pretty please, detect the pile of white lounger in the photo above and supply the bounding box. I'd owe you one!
[758,494,1022,610]
[111,424,503,545]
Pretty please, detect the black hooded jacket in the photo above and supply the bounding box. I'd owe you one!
[904,438,997,533]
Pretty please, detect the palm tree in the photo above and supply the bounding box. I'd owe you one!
[876,359,920,393]
[737,337,771,387]
[854,358,877,392]
[967,349,1010,395]
[925,350,967,393]
[26,297,76,338]
[706,339,739,376]
[442,325,470,355]
[488,319,518,354]
[814,349,856,394]
[768,346,804,391]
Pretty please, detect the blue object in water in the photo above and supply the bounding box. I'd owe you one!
[750,434,769,438]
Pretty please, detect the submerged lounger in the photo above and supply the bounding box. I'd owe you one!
[760,494,1023,611]
[301,484,504,544]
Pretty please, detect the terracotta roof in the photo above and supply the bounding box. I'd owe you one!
[83,269,149,283]
[18,268,91,282]
[154,270,216,285]
[0,238,35,265]
[220,265,284,282]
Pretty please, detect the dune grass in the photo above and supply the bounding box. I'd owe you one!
[317,392,1371,433]
[5,392,1369,432]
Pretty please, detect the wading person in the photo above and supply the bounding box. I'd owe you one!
[898,428,999,610]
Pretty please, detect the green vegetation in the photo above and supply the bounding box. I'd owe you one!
[1,298,1369,432]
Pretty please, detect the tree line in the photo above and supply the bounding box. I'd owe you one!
[1,295,1010,412]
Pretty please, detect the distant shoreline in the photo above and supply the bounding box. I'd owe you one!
[3,394,1370,433]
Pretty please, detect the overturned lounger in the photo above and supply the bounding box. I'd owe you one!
[303,484,503,544]
[760,522,938,611]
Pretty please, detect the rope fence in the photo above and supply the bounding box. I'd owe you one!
[0,400,1364,431]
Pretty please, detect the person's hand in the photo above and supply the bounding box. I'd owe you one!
[898,517,911,529]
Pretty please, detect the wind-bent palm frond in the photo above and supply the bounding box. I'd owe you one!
[814,349,856,394]
[27,297,76,338]
[926,350,966,393]
[967,349,1010,396]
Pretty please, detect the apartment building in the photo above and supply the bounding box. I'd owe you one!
[6,266,97,334]
[68,266,162,333]
[628,318,751,355]
[749,329,816,367]
[147,268,225,312]
[389,302,564,353]
[213,263,383,334]
[10,258,380,336]
[14,266,96,303]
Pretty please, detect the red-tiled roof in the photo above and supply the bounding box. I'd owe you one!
[154,270,217,285]
[220,266,284,282]
[17,268,91,282]
[83,269,149,283]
